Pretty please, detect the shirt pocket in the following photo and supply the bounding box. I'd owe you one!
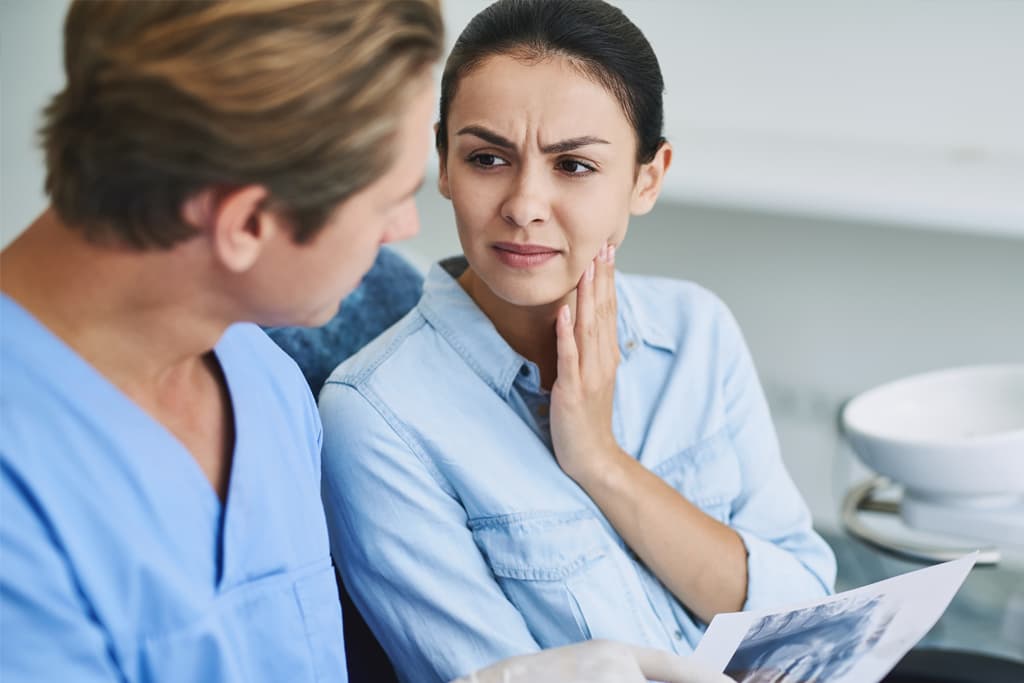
[469,511,651,649]
[653,429,742,524]
[138,559,344,683]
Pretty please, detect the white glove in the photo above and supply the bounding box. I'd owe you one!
[450,639,731,683]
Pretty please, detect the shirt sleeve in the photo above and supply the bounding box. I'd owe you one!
[318,381,541,683]
[1,462,122,682]
[713,303,837,611]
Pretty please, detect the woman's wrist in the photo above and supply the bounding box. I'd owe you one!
[567,442,633,499]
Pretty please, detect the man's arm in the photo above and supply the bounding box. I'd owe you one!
[1,461,122,682]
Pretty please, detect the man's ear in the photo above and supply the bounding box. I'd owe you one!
[435,122,452,200]
[182,185,276,273]
[630,142,673,216]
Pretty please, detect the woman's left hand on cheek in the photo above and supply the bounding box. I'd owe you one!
[550,243,626,486]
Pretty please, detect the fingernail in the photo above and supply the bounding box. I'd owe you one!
[599,245,608,263]
[560,305,571,323]
[586,261,595,281]
[608,245,616,264]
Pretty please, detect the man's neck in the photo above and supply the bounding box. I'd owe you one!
[1,209,229,396]
[2,209,239,501]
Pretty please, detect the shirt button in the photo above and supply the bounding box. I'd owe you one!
[625,339,638,351]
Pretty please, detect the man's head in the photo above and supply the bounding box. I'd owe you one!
[42,0,443,250]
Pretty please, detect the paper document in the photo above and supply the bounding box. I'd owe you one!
[693,553,977,683]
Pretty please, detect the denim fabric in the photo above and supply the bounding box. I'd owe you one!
[319,257,836,683]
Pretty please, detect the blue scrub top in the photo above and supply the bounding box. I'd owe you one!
[0,295,347,682]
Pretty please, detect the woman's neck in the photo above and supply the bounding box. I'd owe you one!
[457,267,572,390]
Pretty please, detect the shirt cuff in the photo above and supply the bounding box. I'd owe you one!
[736,528,831,612]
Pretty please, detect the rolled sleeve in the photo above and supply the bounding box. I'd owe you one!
[714,302,837,611]
[736,529,833,611]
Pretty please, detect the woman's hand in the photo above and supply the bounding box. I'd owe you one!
[549,244,748,621]
[549,243,626,487]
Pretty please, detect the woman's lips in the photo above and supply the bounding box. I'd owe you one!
[492,242,560,268]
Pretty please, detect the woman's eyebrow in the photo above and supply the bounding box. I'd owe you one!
[540,136,609,154]
[456,125,514,149]
[456,125,609,154]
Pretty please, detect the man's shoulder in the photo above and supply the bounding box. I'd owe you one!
[219,323,312,397]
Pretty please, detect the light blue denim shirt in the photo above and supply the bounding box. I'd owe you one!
[320,257,835,683]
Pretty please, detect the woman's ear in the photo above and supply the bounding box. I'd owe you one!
[630,141,673,216]
[182,184,276,273]
[435,123,452,200]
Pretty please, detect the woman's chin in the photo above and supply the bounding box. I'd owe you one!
[491,281,572,310]
[466,263,574,311]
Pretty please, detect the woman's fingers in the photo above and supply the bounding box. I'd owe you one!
[555,303,580,390]
[598,244,617,366]
[561,242,618,387]
[574,254,596,357]
[583,244,617,374]
[596,244,613,306]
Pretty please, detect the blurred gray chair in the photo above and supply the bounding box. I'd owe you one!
[267,246,424,683]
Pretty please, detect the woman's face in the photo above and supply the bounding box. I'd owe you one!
[440,54,666,308]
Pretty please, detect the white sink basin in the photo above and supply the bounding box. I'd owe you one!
[842,365,1024,501]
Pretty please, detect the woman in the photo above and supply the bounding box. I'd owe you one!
[319,1,836,681]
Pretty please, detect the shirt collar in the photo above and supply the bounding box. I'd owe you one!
[417,257,677,397]
[614,279,677,357]
[418,257,527,398]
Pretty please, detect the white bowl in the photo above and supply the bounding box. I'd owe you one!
[842,364,1024,500]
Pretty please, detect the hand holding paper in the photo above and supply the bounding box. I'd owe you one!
[451,639,731,683]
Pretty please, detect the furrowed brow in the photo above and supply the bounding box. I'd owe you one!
[456,125,514,149]
[540,136,610,154]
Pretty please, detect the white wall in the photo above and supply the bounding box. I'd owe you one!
[0,0,67,245]
[3,0,1022,532]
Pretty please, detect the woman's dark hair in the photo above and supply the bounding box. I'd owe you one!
[437,0,665,164]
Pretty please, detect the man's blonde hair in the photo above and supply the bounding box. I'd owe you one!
[42,0,443,248]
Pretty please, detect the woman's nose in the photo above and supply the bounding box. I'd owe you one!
[500,165,550,227]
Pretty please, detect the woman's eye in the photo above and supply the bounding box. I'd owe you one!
[557,159,596,175]
[469,153,508,168]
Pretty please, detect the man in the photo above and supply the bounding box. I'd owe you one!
[1,2,440,680]
[0,2,726,682]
